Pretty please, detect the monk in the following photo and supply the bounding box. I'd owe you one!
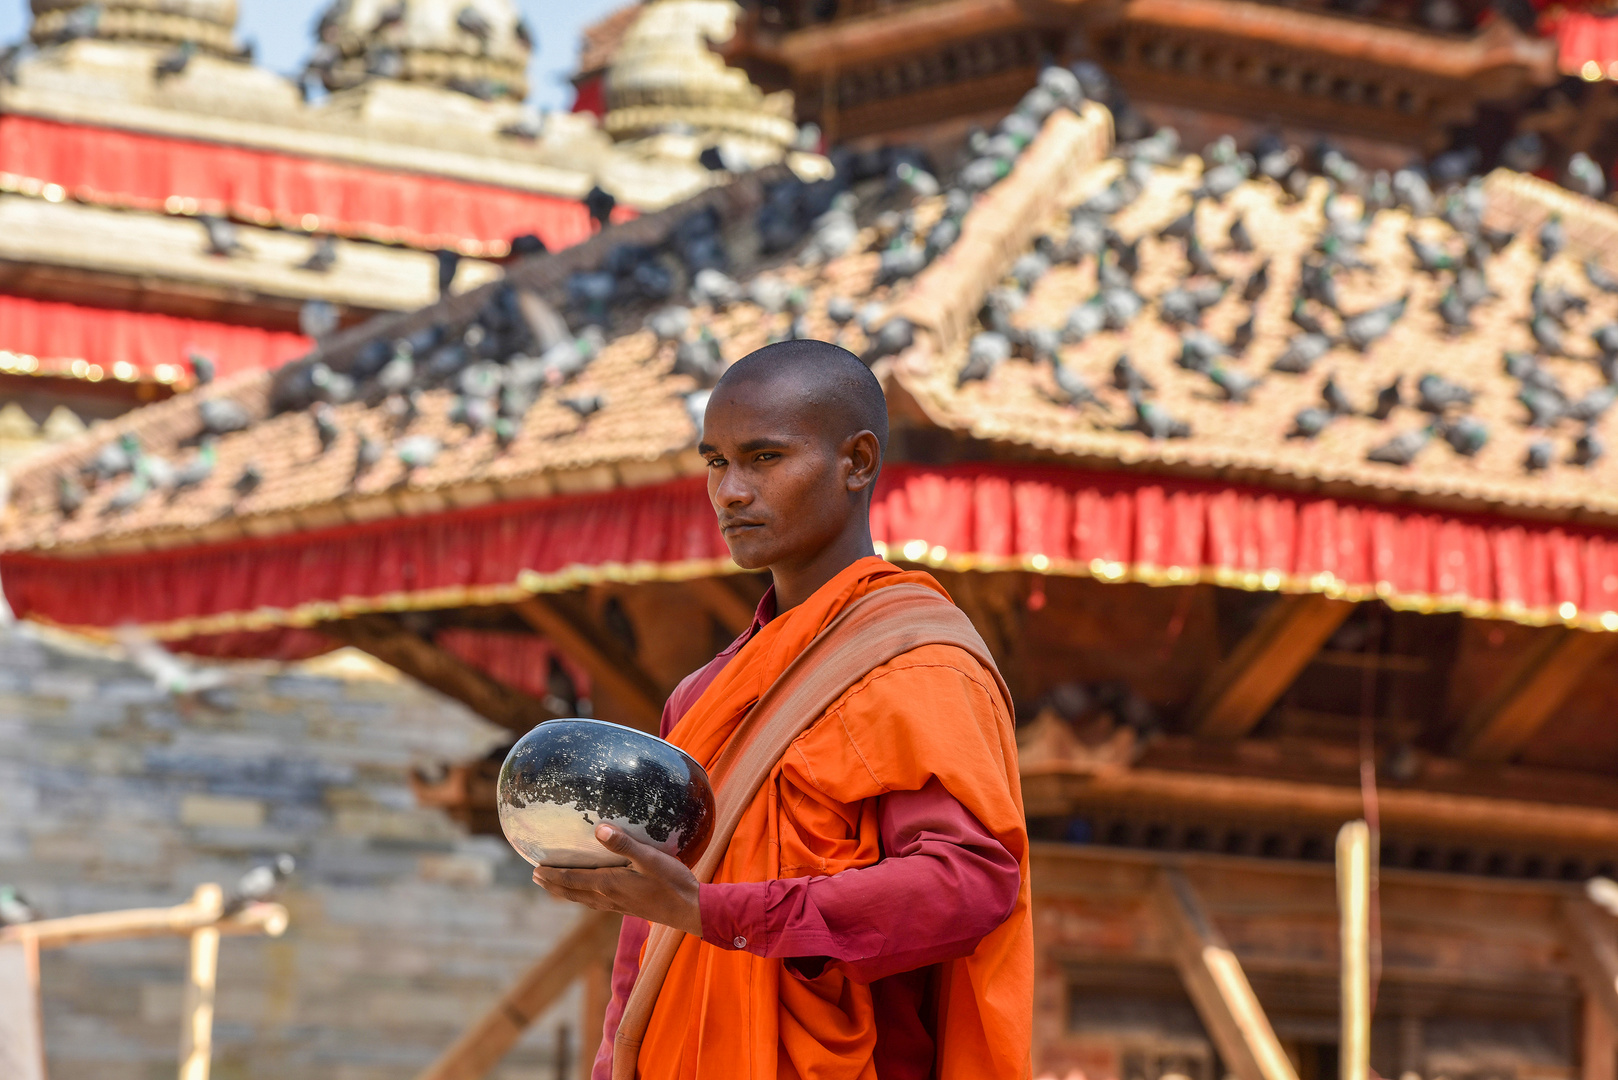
[533,338,1032,1079]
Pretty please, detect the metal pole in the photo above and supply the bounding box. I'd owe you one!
[1338,821,1371,1080]
[178,884,223,1080]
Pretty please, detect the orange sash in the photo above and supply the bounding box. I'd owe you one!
[634,556,1033,1079]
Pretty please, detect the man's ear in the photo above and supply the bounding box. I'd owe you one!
[844,430,882,494]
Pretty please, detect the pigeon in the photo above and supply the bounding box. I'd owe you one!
[1209,365,1259,402]
[1022,327,1062,364]
[1586,259,1618,295]
[690,268,742,309]
[1440,416,1488,456]
[1341,294,1408,351]
[1531,314,1567,355]
[1371,376,1402,420]
[188,351,217,385]
[1185,235,1220,277]
[1290,295,1329,337]
[1259,145,1299,182]
[1272,332,1331,374]
[153,41,196,80]
[137,452,175,491]
[863,318,915,362]
[226,854,295,915]
[201,215,243,256]
[1010,252,1052,291]
[561,394,606,418]
[300,234,337,272]
[373,0,406,31]
[1125,125,1178,165]
[1229,310,1255,355]
[1291,407,1333,438]
[456,4,492,39]
[1059,216,1107,264]
[1532,281,1588,326]
[1100,287,1144,329]
[1391,168,1434,217]
[1568,385,1618,424]
[684,389,712,438]
[0,887,36,927]
[1131,393,1191,439]
[199,398,250,435]
[1573,425,1605,467]
[87,433,139,480]
[1518,386,1565,428]
[1503,349,1539,380]
[1113,354,1154,393]
[1417,373,1474,412]
[1299,261,1340,311]
[1479,225,1516,254]
[1159,288,1204,327]
[959,332,1011,385]
[1242,260,1271,302]
[673,329,723,387]
[1062,298,1106,343]
[1185,279,1227,311]
[396,435,442,470]
[1196,161,1249,201]
[1322,375,1356,415]
[1406,233,1454,274]
[1455,266,1492,310]
[448,393,495,433]
[105,474,150,513]
[1111,235,1142,277]
[877,244,928,286]
[584,185,616,230]
[1525,438,1554,471]
[58,473,86,515]
[312,404,340,452]
[825,296,856,331]
[233,462,263,496]
[1593,323,1618,357]
[299,299,340,340]
[1098,253,1134,293]
[1159,206,1197,242]
[1367,428,1430,466]
[1566,152,1606,200]
[354,434,382,475]
[376,350,414,394]
[1436,289,1472,332]
[1178,330,1226,373]
[1228,215,1254,253]
[1540,215,1565,262]
[171,438,217,491]
[309,361,354,404]
[1048,362,1102,408]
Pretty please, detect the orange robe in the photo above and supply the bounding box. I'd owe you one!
[636,556,1032,1079]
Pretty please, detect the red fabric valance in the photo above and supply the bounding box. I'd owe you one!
[0,115,634,255]
[6,465,1618,656]
[0,293,308,380]
[1552,12,1618,75]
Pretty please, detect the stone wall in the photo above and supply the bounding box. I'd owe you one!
[0,621,589,1080]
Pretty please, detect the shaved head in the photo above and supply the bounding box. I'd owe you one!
[699,338,888,609]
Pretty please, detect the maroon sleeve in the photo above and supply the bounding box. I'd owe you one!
[697,777,1021,984]
[590,915,650,1080]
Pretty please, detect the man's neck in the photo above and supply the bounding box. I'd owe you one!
[768,525,877,613]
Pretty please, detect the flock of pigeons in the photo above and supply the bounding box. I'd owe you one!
[952,113,1618,473]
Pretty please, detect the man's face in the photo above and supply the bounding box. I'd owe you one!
[699,376,857,571]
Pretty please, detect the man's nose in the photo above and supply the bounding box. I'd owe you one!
[712,464,753,507]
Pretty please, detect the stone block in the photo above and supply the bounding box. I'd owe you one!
[180,794,266,829]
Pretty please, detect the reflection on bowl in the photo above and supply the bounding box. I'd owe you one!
[497,718,715,869]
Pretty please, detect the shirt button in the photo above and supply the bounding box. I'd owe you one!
[733,936,747,949]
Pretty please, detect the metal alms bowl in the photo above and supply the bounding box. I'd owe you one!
[496,718,716,869]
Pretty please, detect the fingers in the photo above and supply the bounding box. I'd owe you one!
[594,823,658,865]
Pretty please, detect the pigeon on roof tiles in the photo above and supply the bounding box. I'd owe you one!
[232,461,263,496]
[960,332,1011,385]
[560,394,605,419]
[1080,181,1130,218]
[58,473,86,516]
[188,350,216,385]
[1392,169,1434,217]
[1436,289,1472,332]
[1417,373,1474,412]
[1364,171,1394,214]
[1539,215,1566,263]
[140,454,178,489]
[538,336,595,386]
[1367,428,1430,466]
[878,244,928,286]
[396,435,443,470]
[1593,323,1618,358]
[864,318,915,363]
[354,433,382,476]
[1503,349,1538,380]
[1440,416,1488,456]
[1062,298,1106,343]
[1299,260,1341,311]
[584,185,616,231]
[1322,375,1355,415]
[1291,407,1333,438]
[1321,148,1363,191]
[1195,161,1249,202]
[104,473,150,513]
[673,329,723,387]
[1455,265,1492,310]
[1039,64,1086,107]
[1112,354,1153,393]
[1369,375,1402,421]
[1477,224,1515,254]
[1185,236,1220,278]
[1203,136,1239,167]
[1519,386,1566,428]
[1054,216,1105,265]
[690,268,742,309]
[1177,330,1226,373]
[1290,295,1328,337]
[1111,234,1142,277]
[1100,286,1144,329]
[567,270,616,323]
[312,403,340,452]
[1185,279,1226,310]
[1342,294,1408,351]
[1585,259,1618,295]
[87,433,139,480]
[1241,260,1270,303]
[1271,332,1331,374]
[922,215,961,259]
[200,215,243,257]
[300,234,337,273]
[1406,233,1455,274]
[1097,252,1133,292]
[1047,361,1102,409]
[1531,314,1567,355]
[1573,425,1605,467]
[310,361,355,404]
[376,349,414,395]
[1023,327,1061,364]
[1159,206,1197,242]
[1130,393,1191,439]
[1566,152,1607,200]
[1524,438,1553,471]
[1228,215,1254,253]
[458,361,503,400]
[1283,168,1312,203]
[1011,251,1052,290]
[1520,362,1568,404]
[1229,310,1255,355]
[1500,131,1546,173]
[1209,365,1259,403]
[961,157,1011,193]
[646,305,691,344]
[1532,280,1588,326]
[198,398,249,436]
[171,437,217,491]
[1258,146,1300,183]
[1568,385,1617,424]
[1159,288,1204,327]
[1126,126,1179,166]
[1017,85,1058,123]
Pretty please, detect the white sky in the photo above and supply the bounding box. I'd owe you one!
[0,0,630,111]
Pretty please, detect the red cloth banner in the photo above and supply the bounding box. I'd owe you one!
[7,465,1618,657]
[1553,12,1618,75]
[0,115,633,253]
[0,293,308,379]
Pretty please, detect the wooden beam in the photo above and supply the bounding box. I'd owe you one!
[2,896,287,950]
[685,577,759,640]
[1588,995,1617,1080]
[1189,595,1356,740]
[178,884,223,1080]
[1565,897,1618,1031]
[0,938,43,1080]
[1453,628,1617,763]
[416,909,622,1080]
[321,615,555,733]
[1338,822,1371,1080]
[512,597,664,732]
[1157,868,1300,1080]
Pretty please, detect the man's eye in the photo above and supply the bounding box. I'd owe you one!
[755,452,779,462]
[705,457,727,468]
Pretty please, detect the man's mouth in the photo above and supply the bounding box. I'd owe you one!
[720,520,765,535]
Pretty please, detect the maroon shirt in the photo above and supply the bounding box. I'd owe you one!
[591,588,1021,1080]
